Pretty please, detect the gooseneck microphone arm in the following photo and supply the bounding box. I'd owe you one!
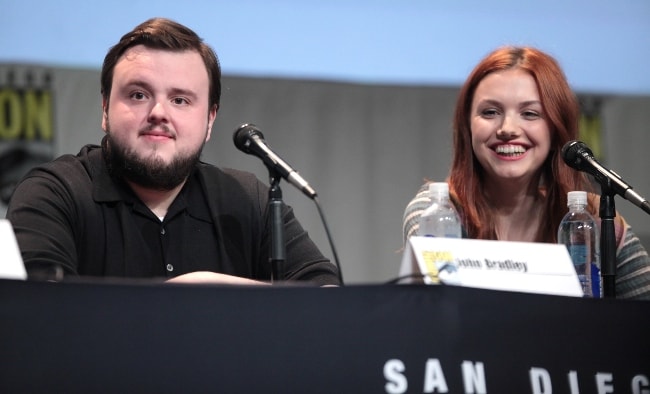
[234,124,317,199]
[233,123,344,285]
[562,141,650,215]
[561,140,647,298]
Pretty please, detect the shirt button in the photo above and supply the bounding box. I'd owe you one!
[166,264,174,272]
[160,227,166,235]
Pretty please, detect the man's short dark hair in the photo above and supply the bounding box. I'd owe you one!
[100,17,221,110]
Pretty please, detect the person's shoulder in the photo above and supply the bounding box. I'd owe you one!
[10,145,101,208]
[411,181,434,201]
[28,144,100,177]
[404,181,433,213]
[196,163,264,198]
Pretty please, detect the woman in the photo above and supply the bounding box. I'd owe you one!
[402,46,650,300]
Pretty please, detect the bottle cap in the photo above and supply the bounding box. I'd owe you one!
[567,191,587,206]
[429,182,450,199]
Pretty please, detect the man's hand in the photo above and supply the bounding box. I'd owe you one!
[165,271,269,285]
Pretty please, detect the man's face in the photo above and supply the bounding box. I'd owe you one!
[102,45,217,189]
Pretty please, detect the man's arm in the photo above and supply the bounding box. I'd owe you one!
[6,161,84,279]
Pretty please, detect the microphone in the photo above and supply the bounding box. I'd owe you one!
[562,140,650,214]
[233,123,317,199]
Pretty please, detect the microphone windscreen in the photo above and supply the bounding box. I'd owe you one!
[561,140,592,169]
[233,123,263,153]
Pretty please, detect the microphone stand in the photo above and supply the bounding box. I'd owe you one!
[598,179,617,298]
[267,169,286,284]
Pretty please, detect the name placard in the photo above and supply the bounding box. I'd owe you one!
[0,219,27,280]
[399,236,583,297]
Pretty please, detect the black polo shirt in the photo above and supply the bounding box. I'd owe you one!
[125,171,219,278]
[7,144,341,285]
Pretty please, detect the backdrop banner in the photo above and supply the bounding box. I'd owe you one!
[2,62,650,284]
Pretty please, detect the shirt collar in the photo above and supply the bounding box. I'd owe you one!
[86,146,211,222]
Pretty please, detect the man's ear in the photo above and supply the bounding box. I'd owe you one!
[206,104,218,142]
[101,96,109,132]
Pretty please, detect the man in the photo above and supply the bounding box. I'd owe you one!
[6,17,340,286]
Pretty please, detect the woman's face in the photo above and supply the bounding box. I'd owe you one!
[470,68,551,186]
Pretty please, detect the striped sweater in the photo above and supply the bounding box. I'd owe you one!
[403,183,650,300]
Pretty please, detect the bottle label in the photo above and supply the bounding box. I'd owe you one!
[423,233,460,238]
[566,244,593,297]
[566,244,588,266]
[591,263,601,298]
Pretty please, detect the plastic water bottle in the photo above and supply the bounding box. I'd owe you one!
[418,182,462,238]
[557,191,601,297]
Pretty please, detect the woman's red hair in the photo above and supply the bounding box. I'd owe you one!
[448,46,590,242]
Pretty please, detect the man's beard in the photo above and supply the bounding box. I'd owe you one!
[102,131,204,191]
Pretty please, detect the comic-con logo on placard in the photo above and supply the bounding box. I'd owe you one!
[0,66,54,208]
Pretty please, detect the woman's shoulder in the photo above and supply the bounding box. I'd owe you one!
[406,181,435,208]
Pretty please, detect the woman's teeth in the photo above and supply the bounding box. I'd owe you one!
[496,145,526,156]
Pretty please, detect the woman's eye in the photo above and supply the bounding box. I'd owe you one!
[481,109,499,117]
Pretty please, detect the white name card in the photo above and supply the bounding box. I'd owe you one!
[0,219,27,280]
[399,236,583,297]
